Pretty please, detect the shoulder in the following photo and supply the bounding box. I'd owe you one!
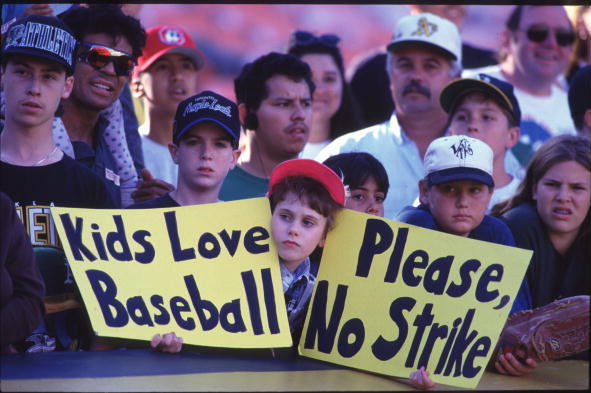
[395,205,437,230]
[220,166,269,201]
[500,203,539,229]
[472,215,515,246]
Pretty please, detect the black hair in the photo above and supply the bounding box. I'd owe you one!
[59,4,146,60]
[323,152,390,197]
[288,39,362,139]
[234,52,315,115]
[506,5,524,32]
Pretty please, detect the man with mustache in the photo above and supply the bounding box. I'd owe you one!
[219,52,314,201]
[316,13,462,219]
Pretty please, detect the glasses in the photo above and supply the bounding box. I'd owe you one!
[520,26,575,47]
[77,42,136,77]
[290,31,341,48]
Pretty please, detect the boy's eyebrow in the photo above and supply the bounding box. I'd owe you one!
[12,59,62,74]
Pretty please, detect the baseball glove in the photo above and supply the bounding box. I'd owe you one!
[495,295,589,363]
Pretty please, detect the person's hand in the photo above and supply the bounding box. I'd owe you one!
[409,366,436,390]
[21,4,55,17]
[131,168,175,203]
[151,332,183,353]
[494,351,538,376]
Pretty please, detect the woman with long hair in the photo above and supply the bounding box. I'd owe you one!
[492,135,590,309]
[287,31,361,159]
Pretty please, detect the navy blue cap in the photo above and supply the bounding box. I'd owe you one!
[2,15,77,75]
[440,73,521,125]
[172,91,240,147]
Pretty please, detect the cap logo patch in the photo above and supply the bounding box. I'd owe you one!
[412,17,438,38]
[450,138,474,160]
[184,95,231,118]
[159,27,186,46]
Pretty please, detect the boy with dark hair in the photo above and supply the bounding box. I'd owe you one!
[219,52,315,201]
[267,159,344,341]
[129,90,240,208]
[55,4,147,207]
[439,73,522,210]
[568,65,591,139]
[323,152,390,217]
[396,135,536,385]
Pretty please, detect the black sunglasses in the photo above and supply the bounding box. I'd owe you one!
[521,25,575,47]
[290,31,340,48]
[77,42,136,77]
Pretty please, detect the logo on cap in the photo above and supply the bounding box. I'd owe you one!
[183,95,232,119]
[159,27,186,46]
[450,138,474,160]
[412,17,438,38]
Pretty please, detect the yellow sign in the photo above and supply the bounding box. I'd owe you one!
[298,210,532,389]
[51,198,292,348]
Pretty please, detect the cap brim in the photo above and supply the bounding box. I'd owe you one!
[387,39,457,60]
[175,118,238,145]
[2,48,73,74]
[136,46,205,74]
[268,159,345,206]
[427,167,494,188]
[440,78,513,114]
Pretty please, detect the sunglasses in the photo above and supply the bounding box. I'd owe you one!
[290,31,340,48]
[77,42,136,77]
[521,25,575,47]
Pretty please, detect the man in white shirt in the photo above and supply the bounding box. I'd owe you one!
[464,5,577,167]
[316,13,462,219]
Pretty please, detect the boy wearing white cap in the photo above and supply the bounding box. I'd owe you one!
[397,135,537,385]
[132,25,205,193]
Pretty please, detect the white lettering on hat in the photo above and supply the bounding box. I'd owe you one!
[183,95,231,118]
[159,26,186,45]
[4,21,76,68]
[450,138,474,160]
[412,17,438,38]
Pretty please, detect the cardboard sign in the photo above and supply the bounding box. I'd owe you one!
[51,198,292,348]
[299,210,532,388]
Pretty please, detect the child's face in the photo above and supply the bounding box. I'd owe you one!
[136,53,199,116]
[271,192,328,271]
[169,123,238,192]
[449,92,519,161]
[346,177,385,217]
[419,179,492,237]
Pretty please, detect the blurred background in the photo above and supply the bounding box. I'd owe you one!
[130,4,515,100]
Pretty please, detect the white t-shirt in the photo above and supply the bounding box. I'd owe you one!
[489,175,520,212]
[141,135,177,186]
[300,140,331,159]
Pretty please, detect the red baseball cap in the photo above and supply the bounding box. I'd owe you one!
[268,159,346,206]
[133,25,205,79]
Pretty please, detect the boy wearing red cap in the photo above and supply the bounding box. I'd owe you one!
[267,159,345,341]
[132,25,205,195]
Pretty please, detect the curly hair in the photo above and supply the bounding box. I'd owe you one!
[60,4,146,60]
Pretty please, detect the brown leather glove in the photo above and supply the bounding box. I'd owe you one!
[495,295,589,363]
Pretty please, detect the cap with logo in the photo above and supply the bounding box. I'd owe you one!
[133,25,204,78]
[440,73,522,125]
[268,159,346,206]
[387,12,462,64]
[172,90,240,147]
[424,135,494,188]
[2,15,77,75]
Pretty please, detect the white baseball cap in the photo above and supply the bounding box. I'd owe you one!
[387,12,462,64]
[424,135,494,187]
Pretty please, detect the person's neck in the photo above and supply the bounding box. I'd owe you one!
[238,131,295,179]
[308,116,331,143]
[281,257,306,273]
[170,182,221,206]
[548,230,579,256]
[61,98,101,146]
[397,110,448,159]
[492,157,513,189]
[143,107,175,145]
[0,123,62,165]
[500,60,553,96]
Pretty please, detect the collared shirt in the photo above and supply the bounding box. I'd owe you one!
[280,258,316,333]
[315,113,425,220]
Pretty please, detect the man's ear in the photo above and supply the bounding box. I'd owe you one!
[583,109,591,131]
[131,78,144,98]
[238,103,248,128]
[62,75,75,99]
[506,125,520,149]
[168,142,179,164]
[418,179,430,206]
